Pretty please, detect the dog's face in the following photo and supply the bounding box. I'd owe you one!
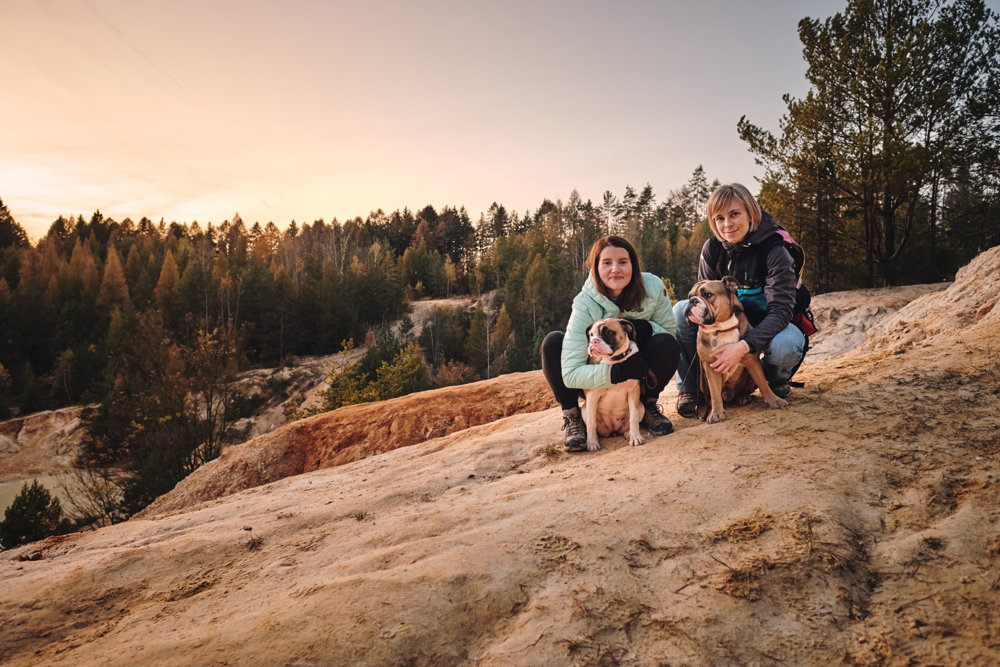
[585,318,635,361]
[684,276,742,326]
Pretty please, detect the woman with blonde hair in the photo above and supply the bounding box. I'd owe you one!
[672,183,806,417]
[541,235,679,451]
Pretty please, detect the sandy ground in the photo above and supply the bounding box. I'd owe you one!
[1,249,999,665]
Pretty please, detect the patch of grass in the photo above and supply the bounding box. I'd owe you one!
[715,556,773,601]
[715,512,773,543]
[539,444,562,460]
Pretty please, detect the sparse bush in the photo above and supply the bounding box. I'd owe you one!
[435,359,478,387]
[57,467,127,527]
[265,374,294,398]
[226,389,267,421]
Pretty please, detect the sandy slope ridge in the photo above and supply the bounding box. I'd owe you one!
[1,247,999,666]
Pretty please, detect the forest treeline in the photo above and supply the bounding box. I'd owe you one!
[0,168,720,420]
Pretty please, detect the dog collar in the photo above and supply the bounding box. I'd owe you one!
[609,350,630,361]
[709,315,740,334]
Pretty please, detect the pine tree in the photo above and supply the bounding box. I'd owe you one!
[0,198,30,248]
[524,253,550,332]
[491,303,513,357]
[0,480,63,548]
[97,245,129,309]
[739,0,1000,286]
[464,301,488,375]
[71,241,100,306]
[155,249,180,314]
[124,245,142,285]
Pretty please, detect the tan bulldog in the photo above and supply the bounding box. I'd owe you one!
[684,277,788,423]
[582,318,645,450]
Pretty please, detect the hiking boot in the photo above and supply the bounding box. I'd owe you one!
[676,392,699,418]
[642,399,674,435]
[769,382,792,399]
[561,407,587,451]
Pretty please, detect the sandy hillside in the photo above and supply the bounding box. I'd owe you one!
[2,248,999,666]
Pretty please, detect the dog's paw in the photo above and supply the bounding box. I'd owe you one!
[586,439,601,452]
[628,432,645,447]
[766,397,788,409]
[707,411,726,424]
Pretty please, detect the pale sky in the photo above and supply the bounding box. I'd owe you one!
[2,0,954,241]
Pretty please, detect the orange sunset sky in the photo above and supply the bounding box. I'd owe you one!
[7,0,986,241]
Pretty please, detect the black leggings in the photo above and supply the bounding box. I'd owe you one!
[541,331,680,411]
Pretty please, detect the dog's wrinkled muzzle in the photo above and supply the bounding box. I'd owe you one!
[588,338,612,356]
[684,298,713,325]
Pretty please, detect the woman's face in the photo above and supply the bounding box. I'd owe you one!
[597,245,632,298]
[712,200,751,244]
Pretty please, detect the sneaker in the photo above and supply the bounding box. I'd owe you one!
[642,399,674,435]
[769,382,792,399]
[561,408,587,451]
[676,392,699,418]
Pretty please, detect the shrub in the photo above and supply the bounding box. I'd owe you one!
[320,343,432,410]
[0,480,63,549]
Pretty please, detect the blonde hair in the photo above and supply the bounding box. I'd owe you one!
[707,183,762,241]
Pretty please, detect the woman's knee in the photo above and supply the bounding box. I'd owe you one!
[645,332,680,361]
[765,325,805,366]
[541,331,564,356]
[673,301,697,346]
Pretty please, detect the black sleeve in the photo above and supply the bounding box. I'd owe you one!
[742,245,796,354]
[698,238,722,281]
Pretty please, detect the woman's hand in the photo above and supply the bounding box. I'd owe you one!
[710,341,750,375]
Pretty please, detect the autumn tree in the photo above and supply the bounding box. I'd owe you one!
[97,245,129,309]
[155,248,180,313]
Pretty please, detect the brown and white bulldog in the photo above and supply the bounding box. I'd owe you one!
[684,277,788,423]
[582,317,645,450]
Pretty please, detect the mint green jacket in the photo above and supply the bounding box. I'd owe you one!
[561,272,677,390]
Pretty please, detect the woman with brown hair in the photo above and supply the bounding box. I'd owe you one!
[540,235,680,451]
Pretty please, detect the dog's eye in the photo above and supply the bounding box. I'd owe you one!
[701,289,712,299]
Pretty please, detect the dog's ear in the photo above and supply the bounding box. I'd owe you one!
[721,276,744,314]
[619,318,636,340]
[688,281,704,298]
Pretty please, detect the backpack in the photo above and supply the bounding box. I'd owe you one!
[759,228,818,337]
[708,227,818,338]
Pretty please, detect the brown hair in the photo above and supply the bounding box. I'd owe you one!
[586,235,646,311]
[707,183,762,241]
